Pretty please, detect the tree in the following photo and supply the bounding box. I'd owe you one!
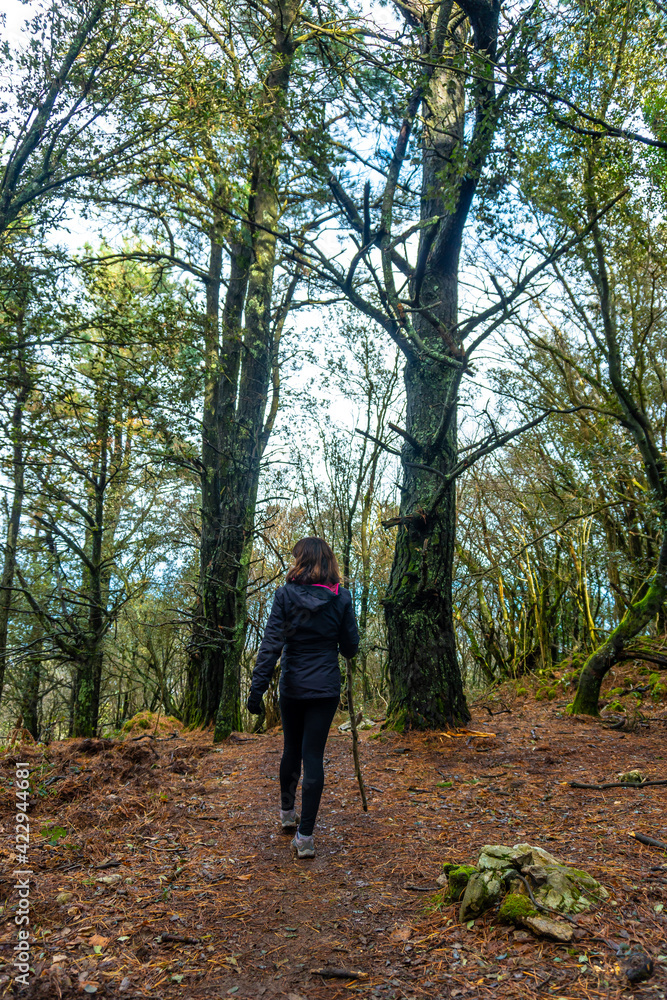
[0,266,32,702]
[0,253,194,736]
[291,0,530,727]
[496,0,667,713]
[99,0,363,738]
[0,0,171,242]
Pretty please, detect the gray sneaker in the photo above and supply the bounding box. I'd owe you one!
[280,809,299,830]
[291,831,315,859]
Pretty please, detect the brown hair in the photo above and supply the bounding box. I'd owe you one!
[285,537,341,585]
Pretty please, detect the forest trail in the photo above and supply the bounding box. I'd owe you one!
[1,697,666,1000]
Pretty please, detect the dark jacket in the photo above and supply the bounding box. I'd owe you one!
[249,582,359,700]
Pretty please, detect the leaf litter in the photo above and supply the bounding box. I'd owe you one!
[0,692,665,998]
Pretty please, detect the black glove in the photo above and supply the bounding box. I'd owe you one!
[246,692,263,715]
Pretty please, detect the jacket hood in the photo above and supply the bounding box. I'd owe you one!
[284,581,338,612]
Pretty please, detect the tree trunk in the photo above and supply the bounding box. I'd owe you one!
[183,230,228,729]
[21,617,43,740]
[21,651,42,740]
[359,486,373,702]
[0,338,29,702]
[185,1,298,740]
[72,400,108,737]
[573,530,667,714]
[572,169,667,713]
[383,0,502,729]
[385,405,470,726]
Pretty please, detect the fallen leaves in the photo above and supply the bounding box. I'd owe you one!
[0,697,665,1000]
[88,934,110,949]
[390,924,413,943]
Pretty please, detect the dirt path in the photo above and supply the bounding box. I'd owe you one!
[1,699,666,999]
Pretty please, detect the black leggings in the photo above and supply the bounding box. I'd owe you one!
[279,694,339,837]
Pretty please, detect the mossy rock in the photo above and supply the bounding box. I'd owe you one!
[498,893,538,923]
[498,893,573,941]
[479,843,559,871]
[617,769,644,784]
[121,711,183,736]
[533,866,585,913]
[479,844,607,915]
[565,868,609,900]
[446,865,478,902]
[526,863,607,913]
[459,871,503,921]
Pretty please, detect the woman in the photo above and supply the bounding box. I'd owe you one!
[247,537,359,859]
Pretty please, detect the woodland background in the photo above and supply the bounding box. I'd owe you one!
[1,0,667,743]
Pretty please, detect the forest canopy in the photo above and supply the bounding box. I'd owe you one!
[1,0,666,741]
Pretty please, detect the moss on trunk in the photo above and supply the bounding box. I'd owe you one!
[573,530,667,715]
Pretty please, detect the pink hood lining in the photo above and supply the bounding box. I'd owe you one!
[312,582,339,595]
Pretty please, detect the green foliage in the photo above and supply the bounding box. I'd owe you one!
[3,0,667,738]
[423,889,449,915]
[535,686,558,701]
[648,674,667,700]
[40,824,68,846]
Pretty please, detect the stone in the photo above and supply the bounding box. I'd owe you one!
[530,864,608,914]
[449,844,608,925]
[478,845,520,871]
[504,876,525,894]
[512,843,561,867]
[618,769,644,783]
[56,892,74,904]
[338,717,376,732]
[521,915,574,942]
[459,871,503,921]
[478,843,560,873]
[497,892,538,924]
[521,865,549,886]
[565,868,609,900]
[498,893,573,941]
[435,873,449,887]
[446,865,478,902]
[479,843,607,915]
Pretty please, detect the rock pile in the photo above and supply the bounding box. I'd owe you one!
[439,843,608,941]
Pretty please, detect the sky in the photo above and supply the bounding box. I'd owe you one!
[0,0,516,474]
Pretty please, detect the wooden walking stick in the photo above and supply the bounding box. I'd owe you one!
[345,657,368,812]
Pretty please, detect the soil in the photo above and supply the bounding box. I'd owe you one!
[1,692,666,1000]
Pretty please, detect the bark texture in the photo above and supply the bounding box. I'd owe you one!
[0,338,29,703]
[573,532,667,714]
[184,1,298,740]
[381,0,500,728]
[71,398,109,737]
